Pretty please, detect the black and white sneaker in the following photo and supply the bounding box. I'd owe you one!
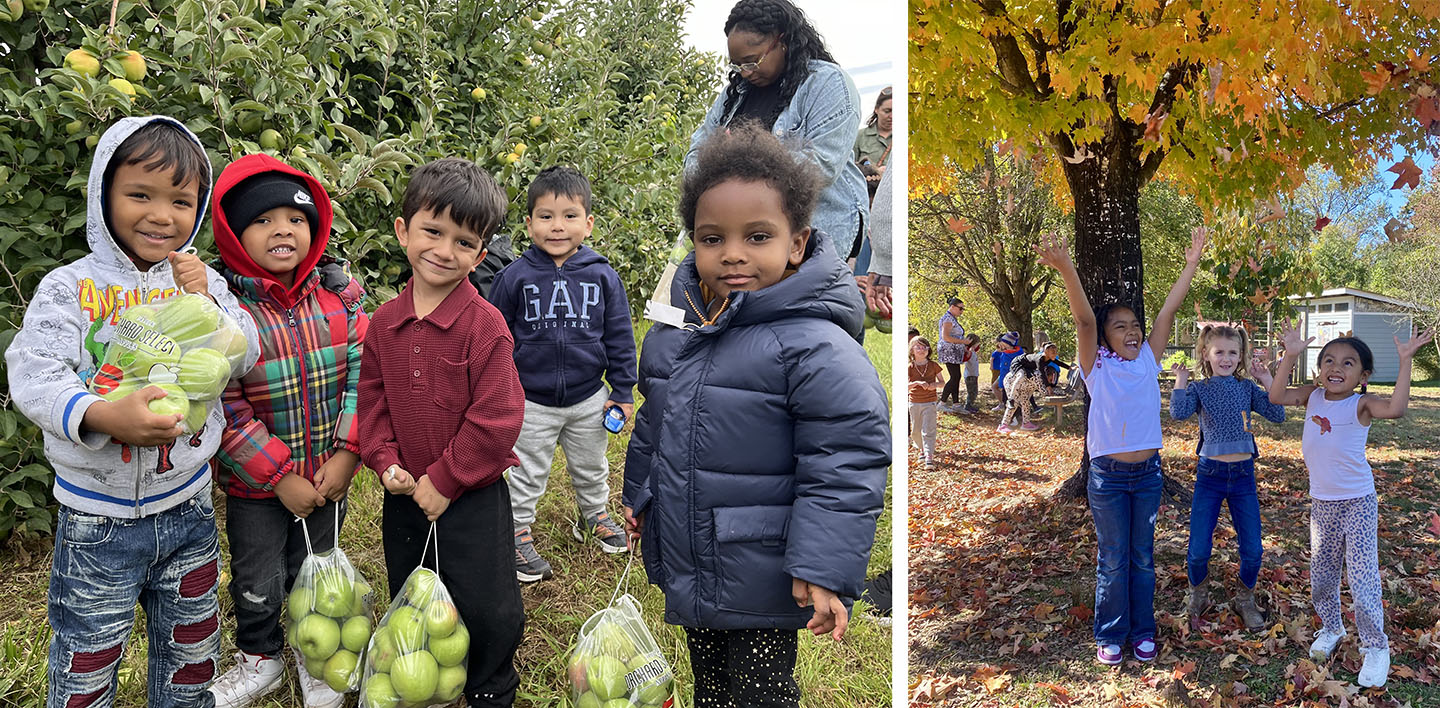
[573,509,629,554]
[514,527,553,583]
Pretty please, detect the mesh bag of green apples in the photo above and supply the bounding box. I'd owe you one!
[360,525,469,708]
[568,591,677,708]
[286,516,376,694]
[87,292,249,433]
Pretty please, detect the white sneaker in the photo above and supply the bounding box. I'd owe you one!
[1358,647,1390,688]
[291,647,346,708]
[1309,627,1346,661]
[209,651,284,708]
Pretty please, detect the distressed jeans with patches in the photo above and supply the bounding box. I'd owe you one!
[47,494,220,708]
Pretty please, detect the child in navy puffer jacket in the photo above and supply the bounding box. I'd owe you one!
[621,124,890,707]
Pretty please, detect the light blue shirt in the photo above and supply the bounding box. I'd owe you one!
[686,60,870,259]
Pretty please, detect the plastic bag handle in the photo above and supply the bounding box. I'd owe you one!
[607,538,639,608]
[418,520,440,573]
[298,515,313,558]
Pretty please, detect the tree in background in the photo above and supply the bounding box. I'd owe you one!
[0,0,715,539]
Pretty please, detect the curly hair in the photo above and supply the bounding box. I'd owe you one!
[721,0,836,129]
[679,123,821,234]
[1193,324,1251,379]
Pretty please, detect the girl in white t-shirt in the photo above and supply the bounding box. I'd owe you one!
[1266,319,1434,689]
[1036,227,1206,666]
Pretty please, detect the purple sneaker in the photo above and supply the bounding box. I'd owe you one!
[1132,638,1158,662]
[1096,644,1123,665]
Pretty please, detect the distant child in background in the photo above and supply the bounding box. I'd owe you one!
[488,166,637,584]
[962,333,982,414]
[209,154,368,708]
[908,336,944,469]
[998,343,1068,433]
[1266,319,1435,689]
[1038,226,1206,666]
[622,125,889,707]
[989,332,1023,412]
[1169,325,1284,632]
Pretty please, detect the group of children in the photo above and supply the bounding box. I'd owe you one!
[7,115,889,708]
[1033,227,1433,688]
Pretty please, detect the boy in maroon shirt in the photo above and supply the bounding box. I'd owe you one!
[357,157,526,706]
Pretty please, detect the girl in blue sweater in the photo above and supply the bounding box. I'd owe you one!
[1169,324,1285,629]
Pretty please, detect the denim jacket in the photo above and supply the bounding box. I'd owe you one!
[686,60,869,258]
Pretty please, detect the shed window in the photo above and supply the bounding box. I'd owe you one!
[1318,304,1333,313]
[1334,302,1349,312]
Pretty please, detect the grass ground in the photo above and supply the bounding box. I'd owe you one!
[908,383,1440,708]
[0,327,892,707]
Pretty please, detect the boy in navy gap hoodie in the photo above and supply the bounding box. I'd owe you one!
[487,167,638,583]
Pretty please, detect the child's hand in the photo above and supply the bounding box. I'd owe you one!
[1184,226,1209,266]
[275,471,325,518]
[382,465,417,495]
[606,400,635,428]
[1034,231,1073,272]
[313,450,358,502]
[1396,328,1435,359]
[167,252,210,295]
[1277,319,1314,355]
[84,386,185,446]
[1249,358,1273,386]
[792,579,849,641]
[622,505,643,543]
[1170,362,1189,385]
[412,474,450,522]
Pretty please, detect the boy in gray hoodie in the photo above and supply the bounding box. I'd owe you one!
[5,116,259,708]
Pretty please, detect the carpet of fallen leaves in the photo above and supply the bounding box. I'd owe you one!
[908,385,1440,708]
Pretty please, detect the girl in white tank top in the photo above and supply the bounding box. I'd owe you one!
[1267,320,1435,689]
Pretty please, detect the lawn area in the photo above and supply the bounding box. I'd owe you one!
[908,383,1440,708]
[0,325,892,707]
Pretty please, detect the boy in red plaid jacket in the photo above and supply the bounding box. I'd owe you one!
[208,154,369,708]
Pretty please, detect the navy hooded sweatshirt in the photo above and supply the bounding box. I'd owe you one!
[487,244,637,407]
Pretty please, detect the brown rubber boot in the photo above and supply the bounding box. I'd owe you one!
[1186,578,1209,618]
[1234,583,1267,630]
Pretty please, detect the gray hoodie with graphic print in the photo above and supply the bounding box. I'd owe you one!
[5,116,260,519]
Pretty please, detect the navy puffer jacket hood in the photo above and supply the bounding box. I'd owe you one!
[622,233,890,630]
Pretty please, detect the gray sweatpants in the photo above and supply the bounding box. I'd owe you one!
[508,386,612,531]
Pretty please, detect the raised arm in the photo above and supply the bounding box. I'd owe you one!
[1267,319,1317,406]
[1362,328,1435,421]
[1035,231,1097,375]
[1148,226,1206,364]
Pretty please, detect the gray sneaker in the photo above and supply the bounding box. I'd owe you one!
[514,527,553,583]
[572,509,629,554]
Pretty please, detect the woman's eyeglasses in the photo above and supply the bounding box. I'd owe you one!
[728,39,780,74]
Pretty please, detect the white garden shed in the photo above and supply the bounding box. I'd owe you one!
[1287,288,1420,384]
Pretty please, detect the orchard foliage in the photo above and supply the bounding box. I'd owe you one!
[0,0,716,538]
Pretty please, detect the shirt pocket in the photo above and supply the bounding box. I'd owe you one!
[430,355,471,413]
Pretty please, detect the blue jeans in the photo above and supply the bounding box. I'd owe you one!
[48,495,220,708]
[1186,457,1262,588]
[1089,453,1162,646]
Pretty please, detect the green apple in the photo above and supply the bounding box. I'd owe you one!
[389,650,439,703]
[364,673,401,708]
[576,692,602,708]
[206,324,249,362]
[586,655,627,701]
[85,134,99,149]
[428,623,467,667]
[434,664,465,702]
[64,49,100,77]
[288,586,314,621]
[119,50,146,81]
[295,613,340,662]
[875,317,892,334]
[403,569,439,607]
[286,618,300,648]
[863,311,876,330]
[312,568,354,618]
[177,347,231,399]
[423,599,458,639]
[470,86,486,101]
[636,678,672,705]
[22,0,44,13]
[259,128,281,150]
[348,579,371,616]
[369,624,399,673]
[158,295,223,345]
[147,384,190,420]
[322,648,359,692]
[387,605,426,651]
[65,119,84,135]
[108,77,136,97]
[602,700,638,708]
[0,0,22,20]
[593,623,636,662]
[341,615,371,653]
[182,399,209,432]
[304,655,326,679]
[101,378,141,402]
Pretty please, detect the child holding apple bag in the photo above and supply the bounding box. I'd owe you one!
[205,153,370,708]
[358,158,528,707]
[5,116,260,708]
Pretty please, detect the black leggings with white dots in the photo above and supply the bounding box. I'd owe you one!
[685,627,800,708]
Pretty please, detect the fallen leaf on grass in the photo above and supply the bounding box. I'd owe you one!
[1427,510,1440,537]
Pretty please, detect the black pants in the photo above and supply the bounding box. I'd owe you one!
[382,482,525,707]
[940,363,964,404]
[965,374,979,410]
[685,627,799,708]
[226,495,345,656]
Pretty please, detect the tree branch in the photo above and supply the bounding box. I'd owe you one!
[975,0,1045,99]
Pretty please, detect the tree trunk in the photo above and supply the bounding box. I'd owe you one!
[986,290,1035,350]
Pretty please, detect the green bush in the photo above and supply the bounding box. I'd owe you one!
[0,0,715,539]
